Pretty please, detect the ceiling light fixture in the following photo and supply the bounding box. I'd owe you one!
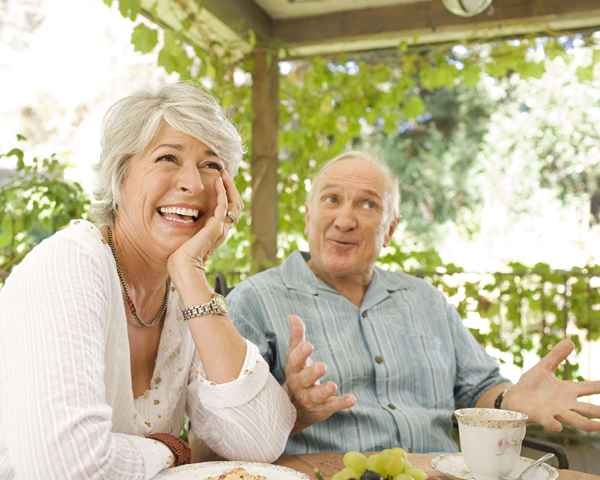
[442,0,493,17]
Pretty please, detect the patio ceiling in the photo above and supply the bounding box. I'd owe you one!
[144,0,600,59]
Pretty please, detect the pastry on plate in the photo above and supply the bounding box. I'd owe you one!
[206,467,266,480]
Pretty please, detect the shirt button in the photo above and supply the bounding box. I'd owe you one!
[361,311,368,319]
[387,403,396,410]
[374,355,384,364]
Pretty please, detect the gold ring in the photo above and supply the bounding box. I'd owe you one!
[225,211,237,224]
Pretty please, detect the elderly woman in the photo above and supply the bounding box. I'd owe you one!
[0,83,296,479]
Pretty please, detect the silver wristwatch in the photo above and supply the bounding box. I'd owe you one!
[181,294,228,321]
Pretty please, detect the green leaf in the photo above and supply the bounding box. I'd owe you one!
[402,96,425,119]
[462,64,481,87]
[519,61,545,79]
[131,24,158,54]
[102,0,113,5]
[576,65,594,82]
[158,31,192,77]
[5,148,24,168]
[16,133,26,142]
[0,215,13,248]
[118,0,141,21]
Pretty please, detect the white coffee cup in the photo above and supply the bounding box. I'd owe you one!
[455,408,528,480]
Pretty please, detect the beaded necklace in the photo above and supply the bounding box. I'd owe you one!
[106,227,169,328]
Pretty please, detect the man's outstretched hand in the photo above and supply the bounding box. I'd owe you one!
[505,339,600,432]
[284,314,356,433]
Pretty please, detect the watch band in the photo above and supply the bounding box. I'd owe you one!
[181,293,228,321]
[146,432,191,467]
[494,387,510,409]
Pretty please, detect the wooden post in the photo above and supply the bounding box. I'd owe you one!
[251,48,279,271]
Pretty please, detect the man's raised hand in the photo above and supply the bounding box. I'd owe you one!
[284,314,356,433]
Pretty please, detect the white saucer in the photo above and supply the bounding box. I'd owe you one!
[431,453,559,480]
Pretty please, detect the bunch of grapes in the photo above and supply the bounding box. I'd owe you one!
[330,448,428,480]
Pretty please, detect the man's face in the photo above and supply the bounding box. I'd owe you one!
[305,157,397,282]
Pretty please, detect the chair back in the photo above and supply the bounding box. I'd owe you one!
[214,272,233,296]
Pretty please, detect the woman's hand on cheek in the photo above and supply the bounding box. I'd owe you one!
[166,176,228,279]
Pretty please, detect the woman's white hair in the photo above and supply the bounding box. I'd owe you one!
[308,150,400,223]
[91,82,243,225]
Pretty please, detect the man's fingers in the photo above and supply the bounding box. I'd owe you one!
[322,393,357,413]
[539,415,563,433]
[286,341,313,375]
[293,382,335,409]
[299,385,357,413]
[557,410,600,432]
[297,362,327,389]
[573,401,600,419]
[288,315,306,351]
[310,382,356,413]
[575,380,600,397]
[305,381,337,404]
[537,339,575,372]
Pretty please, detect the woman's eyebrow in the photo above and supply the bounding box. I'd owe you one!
[150,143,219,157]
[151,143,184,153]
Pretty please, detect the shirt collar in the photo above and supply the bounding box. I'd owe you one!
[280,251,321,295]
[280,250,414,298]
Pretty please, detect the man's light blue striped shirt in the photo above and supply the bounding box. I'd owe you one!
[228,251,507,454]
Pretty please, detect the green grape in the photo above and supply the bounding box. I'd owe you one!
[393,474,413,480]
[389,448,407,459]
[331,467,360,480]
[406,467,427,480]
[343,451,368,474]
[385,453,406,476]
[366,453,387,476]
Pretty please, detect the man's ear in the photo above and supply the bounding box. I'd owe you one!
[383,216,399,247]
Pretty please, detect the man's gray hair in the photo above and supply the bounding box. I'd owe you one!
[308,150,400,222]
[91,82,243,225]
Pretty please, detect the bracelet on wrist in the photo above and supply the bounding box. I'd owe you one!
[181,293,228,321]
[146,432,191,467]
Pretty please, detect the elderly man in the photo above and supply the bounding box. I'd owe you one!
[228,151,600,454]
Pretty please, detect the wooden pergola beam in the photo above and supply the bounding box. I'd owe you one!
[251,48,279,271]
[272,0,600,56]
[200,0,273,41]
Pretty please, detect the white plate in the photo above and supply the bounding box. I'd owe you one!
[431,453,559,480]
[155,461,310,480]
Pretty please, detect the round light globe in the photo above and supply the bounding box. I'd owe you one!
[442,0,493,17]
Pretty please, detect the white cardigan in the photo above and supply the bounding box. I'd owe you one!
[0,220,295,479]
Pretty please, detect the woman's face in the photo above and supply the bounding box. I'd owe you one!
[116,121,225,258]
